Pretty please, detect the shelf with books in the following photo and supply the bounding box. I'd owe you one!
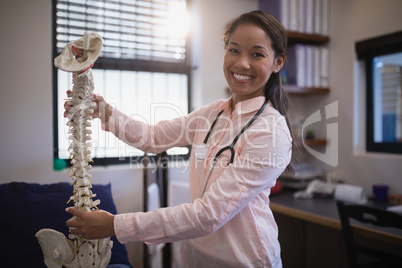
[282,32,330,95]
[259,0,331,93]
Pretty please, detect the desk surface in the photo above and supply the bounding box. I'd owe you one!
[270,190,402,246]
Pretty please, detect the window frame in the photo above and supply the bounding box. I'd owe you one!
[356,30,402,154]
[52,0,192,166]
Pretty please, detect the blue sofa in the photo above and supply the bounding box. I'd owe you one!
[0,182,131,268]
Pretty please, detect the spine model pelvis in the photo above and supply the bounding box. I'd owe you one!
[35,32,113,268]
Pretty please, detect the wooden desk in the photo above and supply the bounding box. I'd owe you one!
[269,190,402,268]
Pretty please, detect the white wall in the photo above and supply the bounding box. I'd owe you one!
[327,0,402,195]
[288,0,402,196]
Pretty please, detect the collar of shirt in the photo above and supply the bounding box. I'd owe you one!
[219,96,267,116]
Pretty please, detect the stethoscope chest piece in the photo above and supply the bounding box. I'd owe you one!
[198,98,268,197]
[193,144,209,160]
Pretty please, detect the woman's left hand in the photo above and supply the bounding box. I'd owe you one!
[65,207,116,240]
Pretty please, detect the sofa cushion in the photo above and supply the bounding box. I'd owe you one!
[0,182,131,267]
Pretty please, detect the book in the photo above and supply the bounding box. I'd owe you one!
[297,0,306,33]
[320,47,329,87]
[306,46,314,87]
[296,45,307,87]
[305,0,314,33]
[289,0,298,31]
[322,0,330,35]
[313,46,321,87]
[282,0,290,29]
[314,0,322,34]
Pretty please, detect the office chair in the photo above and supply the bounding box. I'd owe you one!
[336,201,402,268]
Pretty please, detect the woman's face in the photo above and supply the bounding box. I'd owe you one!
[223,22,284,105]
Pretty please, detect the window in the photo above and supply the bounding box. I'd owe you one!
[53,0,191,165]
[356,31,402,154]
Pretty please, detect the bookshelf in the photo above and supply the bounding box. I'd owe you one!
[285,31,330,96]
[258,0,331,95]
[285,31,330,146]
[259,0,331,146]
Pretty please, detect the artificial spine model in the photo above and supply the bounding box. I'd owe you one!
[36,32,113,268]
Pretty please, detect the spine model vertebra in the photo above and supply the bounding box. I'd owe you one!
[67,69,100,214]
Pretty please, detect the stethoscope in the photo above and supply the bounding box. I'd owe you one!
[193,98,269,197]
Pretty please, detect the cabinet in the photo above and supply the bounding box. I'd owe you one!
[270,191,402,268]
[285,31,330,147]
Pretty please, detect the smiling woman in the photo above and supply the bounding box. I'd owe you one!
[223,23,285,107]
[61,10,294,268]
[222,10,291,137]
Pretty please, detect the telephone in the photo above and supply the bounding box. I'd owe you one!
[293,180,336,199]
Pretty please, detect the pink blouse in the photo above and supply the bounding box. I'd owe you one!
[106,96,292,267]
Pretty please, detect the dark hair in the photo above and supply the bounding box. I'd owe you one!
[223,10,291,134]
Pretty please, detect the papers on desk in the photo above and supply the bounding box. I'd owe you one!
[334,184,367,204]
[387,205,402,215]
[280,163,325,189]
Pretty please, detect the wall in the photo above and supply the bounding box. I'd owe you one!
[327,0,402,195]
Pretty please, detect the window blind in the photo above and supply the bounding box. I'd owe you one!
[53,0,191,164]
[55,0,187,62]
